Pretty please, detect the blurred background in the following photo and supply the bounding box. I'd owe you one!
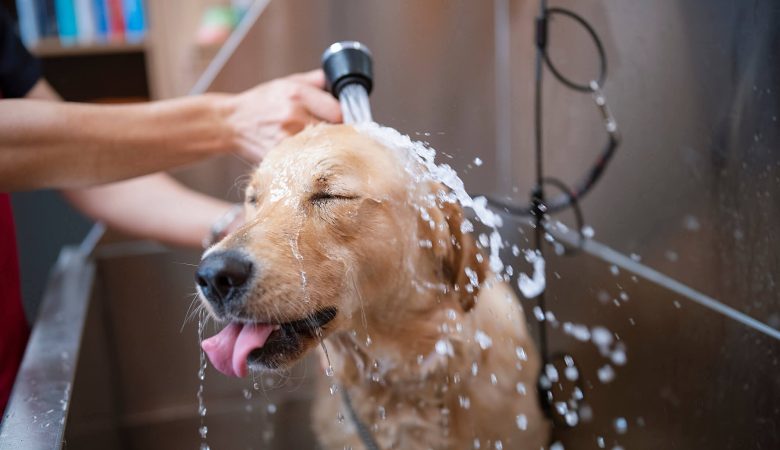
[1,0,778,449]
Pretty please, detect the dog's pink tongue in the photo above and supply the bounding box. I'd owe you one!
[201,323,274,378]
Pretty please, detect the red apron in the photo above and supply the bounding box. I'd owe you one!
[0,193,29,414]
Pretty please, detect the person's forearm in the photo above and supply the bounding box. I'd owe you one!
[63,173,233,248]
[0,95,234,191]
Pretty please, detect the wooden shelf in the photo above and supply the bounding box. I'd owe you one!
[30,37,147,58]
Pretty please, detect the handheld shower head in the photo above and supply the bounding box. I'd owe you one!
[322,41,373,99]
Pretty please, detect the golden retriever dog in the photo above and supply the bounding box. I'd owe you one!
[196,124,550,449]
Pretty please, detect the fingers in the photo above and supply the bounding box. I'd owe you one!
[297,84,343,124]
[286,69,342,123]
[288,69,326,89]
[280,104,319,135]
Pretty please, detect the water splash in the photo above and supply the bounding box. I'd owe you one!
[355,123,505,273]
[518,249,545,298]
[196,311,209,448]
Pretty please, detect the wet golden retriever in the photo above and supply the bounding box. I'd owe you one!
[196,124,549,449]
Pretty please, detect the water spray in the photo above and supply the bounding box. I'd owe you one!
[322,41,374,124]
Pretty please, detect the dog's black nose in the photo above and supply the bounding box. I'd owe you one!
[196,251,253,307]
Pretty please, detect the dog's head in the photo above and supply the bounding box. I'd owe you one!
[196,124,487,376]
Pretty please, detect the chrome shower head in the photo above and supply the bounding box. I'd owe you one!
[322,41,373,99]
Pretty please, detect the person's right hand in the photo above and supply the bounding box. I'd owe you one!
[221,69,342,164]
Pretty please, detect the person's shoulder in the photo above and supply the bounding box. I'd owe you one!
[0,4,42,99]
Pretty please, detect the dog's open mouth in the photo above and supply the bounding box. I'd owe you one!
[201,307,337,377]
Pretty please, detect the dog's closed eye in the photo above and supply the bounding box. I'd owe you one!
[310,192,359,204]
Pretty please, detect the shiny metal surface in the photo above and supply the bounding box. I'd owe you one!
[322,40,374,62]
[0,239,98,449]
[507,0,780,328]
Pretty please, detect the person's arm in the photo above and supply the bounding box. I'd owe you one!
[63,173,235,248]
[1,70,340,191]
[24,79,239,248]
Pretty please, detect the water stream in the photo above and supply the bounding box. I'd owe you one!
[339,84,373,124]
[197,311,209,450]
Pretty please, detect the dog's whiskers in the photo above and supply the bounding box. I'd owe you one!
[182,292,205,332]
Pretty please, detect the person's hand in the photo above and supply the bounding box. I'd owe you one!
[221,69,342,164]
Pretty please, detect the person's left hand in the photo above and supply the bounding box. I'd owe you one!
[220,69,342,164]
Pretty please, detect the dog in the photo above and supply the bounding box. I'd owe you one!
[196,124,550,449]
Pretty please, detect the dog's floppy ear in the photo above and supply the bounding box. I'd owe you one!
[426,195,489,312]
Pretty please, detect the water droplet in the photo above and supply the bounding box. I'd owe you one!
[683,215,701,231]
[200,444,210,450]
[199,426,208,439]
[591,327,613,349]
[550,442,565,450]
[474,330,493,350]
[446,308,457,320]
[609,265,620,276]
[516,382,527,395]
[565,411,579,426]
[267,403,277,414]
[582,225,595,238]
[336,412,345,423]
[242,389,252,399]
[459,395,471,409]
[473,438,481,449]
[471,361,479,376]
[494,440,503,450]
[435,339,454,357]
[563,322,591,341]
[330,384,339,395]
[516,414,528,430]
[377,405,386,420]
[598,364,615,383]
[611,348,628,366]
[597,436,606,448]
[515,346,528,361]
[573,387,584,400]
[579,404,594,422]
[545,364,559,383]
[474,157,483,166]
[490,373,498,385]
[614,416,628,434]
[320,341,335,376]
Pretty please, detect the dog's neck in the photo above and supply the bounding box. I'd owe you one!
[326,284,478,393]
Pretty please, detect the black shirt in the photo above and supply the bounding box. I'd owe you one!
[0,6,41,98]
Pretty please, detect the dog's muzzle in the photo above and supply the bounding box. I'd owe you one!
[195,250,253,310]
